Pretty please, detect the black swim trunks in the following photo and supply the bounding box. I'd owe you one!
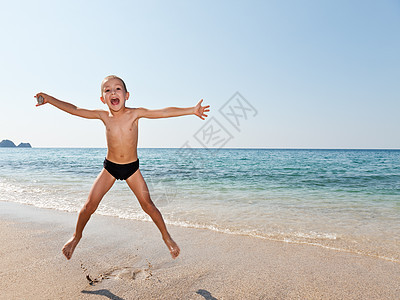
[103,158,139,180]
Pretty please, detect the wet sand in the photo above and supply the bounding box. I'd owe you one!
[0,201,399,300]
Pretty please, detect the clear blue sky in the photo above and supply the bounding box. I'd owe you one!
[1,0,399,148]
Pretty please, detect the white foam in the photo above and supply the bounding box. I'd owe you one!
[293,231,337,240]
[1,178,399,265]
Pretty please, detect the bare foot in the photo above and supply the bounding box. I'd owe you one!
[62,236,80,260]
[163,237,180,259]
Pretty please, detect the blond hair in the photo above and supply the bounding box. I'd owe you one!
[101,75,128,95]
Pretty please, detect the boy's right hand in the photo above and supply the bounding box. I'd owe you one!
[34,93,49,107]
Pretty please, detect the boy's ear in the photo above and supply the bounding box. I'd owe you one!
[125,92,130,101]
[100,96,106,104]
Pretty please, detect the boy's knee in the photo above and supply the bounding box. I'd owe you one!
[141,202,157,214]
[82,203,98,215]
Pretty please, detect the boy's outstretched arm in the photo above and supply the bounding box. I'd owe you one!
[137,99,210,120]
[35,93,103,119]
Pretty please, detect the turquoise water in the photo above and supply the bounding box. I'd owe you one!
[1,148,399,262]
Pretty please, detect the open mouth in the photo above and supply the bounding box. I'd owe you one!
[110,98,120,106]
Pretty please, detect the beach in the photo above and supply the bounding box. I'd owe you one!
[1,201,399,300]
[1,148,400,263]
[1,148,399,299]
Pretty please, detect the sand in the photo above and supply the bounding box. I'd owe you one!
[0,201,399,300]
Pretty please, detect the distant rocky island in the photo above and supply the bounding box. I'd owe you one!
[0,139,32,148]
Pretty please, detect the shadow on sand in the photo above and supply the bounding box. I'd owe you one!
[196,289,218,300]
[82,287,217,300]
[81,289,124,300]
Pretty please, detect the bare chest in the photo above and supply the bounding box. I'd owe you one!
[103,113,138,141]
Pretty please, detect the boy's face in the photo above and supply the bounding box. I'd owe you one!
[100,78,130,112]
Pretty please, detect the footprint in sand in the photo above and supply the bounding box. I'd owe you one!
[81,260,154,285]
[106,267,146,281]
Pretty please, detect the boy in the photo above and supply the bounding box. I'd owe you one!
[35,75,210,260]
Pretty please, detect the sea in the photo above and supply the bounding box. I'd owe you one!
[0,148,399,263]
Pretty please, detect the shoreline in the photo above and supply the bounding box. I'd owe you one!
[1,201,399,299]
[4,197,399,265]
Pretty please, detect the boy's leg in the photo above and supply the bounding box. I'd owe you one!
[62,169,116,260]
[125,170,180,259]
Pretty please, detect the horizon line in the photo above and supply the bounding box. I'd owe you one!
[7,147,400,151]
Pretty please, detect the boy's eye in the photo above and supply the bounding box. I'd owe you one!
[117,87,121,90]
[105,89,110,92]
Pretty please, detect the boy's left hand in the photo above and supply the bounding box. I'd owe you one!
[194,99,210,120]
